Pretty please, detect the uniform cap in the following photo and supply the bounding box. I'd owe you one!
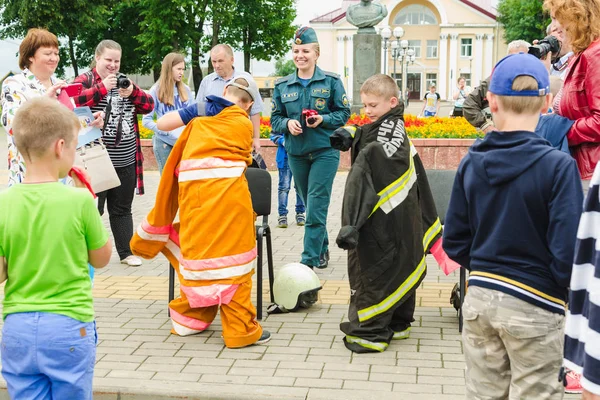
[294,27,319,45]
[489,53,550,97]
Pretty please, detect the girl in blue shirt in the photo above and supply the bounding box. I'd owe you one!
[143,53,194,173]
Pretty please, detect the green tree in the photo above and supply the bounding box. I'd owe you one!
[221,0,297,73]
[137,0,211,92]
[272,58,295,76]
[0,0,110,76]
[497,0,551,44]
[77,0,149,76]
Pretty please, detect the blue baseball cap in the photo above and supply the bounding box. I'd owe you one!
[489,53,550,97]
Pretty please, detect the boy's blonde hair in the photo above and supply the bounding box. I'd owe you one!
[360,74,399,99]
[12,97,80,161]
[496,76,546,114]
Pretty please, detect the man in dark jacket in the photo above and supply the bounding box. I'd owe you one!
[463,40,530,132]
[332,74,442,353]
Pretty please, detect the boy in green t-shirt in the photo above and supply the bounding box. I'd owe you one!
[0,97,112,400]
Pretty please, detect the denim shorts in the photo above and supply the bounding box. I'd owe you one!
[1,312,97,400]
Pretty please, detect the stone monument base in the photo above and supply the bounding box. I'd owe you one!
[352,33,382,114]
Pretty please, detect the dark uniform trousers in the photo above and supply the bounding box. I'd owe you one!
[340,249,416,353]
[288,148,339,267]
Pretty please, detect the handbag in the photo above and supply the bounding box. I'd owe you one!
[74,140,121,193]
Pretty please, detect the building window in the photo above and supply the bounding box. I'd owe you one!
[408,40,421,58]
[460,73,472,87]
[426,73,437,88]
[461,38,473,57]
[426,40,438,58]
[393,4,438,25]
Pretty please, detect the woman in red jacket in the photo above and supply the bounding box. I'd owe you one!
[545,0,600,193]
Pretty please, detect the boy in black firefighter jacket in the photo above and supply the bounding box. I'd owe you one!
[331,74,442,353]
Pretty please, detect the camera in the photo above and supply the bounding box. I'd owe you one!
[528,35,561,60]
[116,73,131,89]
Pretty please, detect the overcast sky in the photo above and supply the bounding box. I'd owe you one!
[0,0,340,78]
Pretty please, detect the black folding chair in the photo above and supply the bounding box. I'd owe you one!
[426,169,466,332]
[167,168,275,320]
[245,168,275,320]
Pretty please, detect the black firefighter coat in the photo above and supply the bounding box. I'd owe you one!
[334,106,442,324]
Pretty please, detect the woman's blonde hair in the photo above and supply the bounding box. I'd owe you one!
[91,40,122,68]
[157,53,188,106]
[544,0,600,54]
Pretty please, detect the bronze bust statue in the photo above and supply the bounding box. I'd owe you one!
[346,0,388,33]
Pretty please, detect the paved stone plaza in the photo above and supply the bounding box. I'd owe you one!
[0,132,577,399]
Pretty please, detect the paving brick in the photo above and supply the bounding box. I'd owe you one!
[322,370,368,381]
[371,365,417,375]
[181,365,230,375]
[145,356,190,365]
[444,384,467,394]
[106,370,156,380]
[323,362,370,372]
[234,359,279,369]
[94,361,139,371]
[369,372,417,384]
[100,354,148,363]
[276,369,322,378]
[295,378,343,389]
[343,380,393,391]
[279,361,324,370]
[246,376,297,387]
[262,353,308,362]
[419,367,464,377]
[228,367,276,377]
[137,363,184,373]
[266,346,310,355]
[418,375,465,385]
[393,383,443,393]
[199,374,248,384]
[132,348,178,357]
[419,345,462,354]
[153,372,200,382]
[306,355,351,364]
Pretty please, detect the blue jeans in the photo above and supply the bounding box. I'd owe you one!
[288,148,340,266]
[278,162,305,217]
[1,312,97,400]
[153,136,174,175]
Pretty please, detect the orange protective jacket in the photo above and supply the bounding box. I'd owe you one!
[130,106,256,308]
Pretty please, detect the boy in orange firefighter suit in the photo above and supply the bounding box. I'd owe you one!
[130,77,270,348]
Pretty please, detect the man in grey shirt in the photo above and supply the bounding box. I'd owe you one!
[196,44,264,150]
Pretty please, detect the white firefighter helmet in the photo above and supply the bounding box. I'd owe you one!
[270,263,322,312]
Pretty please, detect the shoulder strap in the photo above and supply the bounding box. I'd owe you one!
[83,71,94,89]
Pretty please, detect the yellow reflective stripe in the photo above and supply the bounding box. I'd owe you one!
[371,156,415,216]
[345,335,388,352]
[422,218,442,251]
[358,256,426,323]
[469,271,566,306]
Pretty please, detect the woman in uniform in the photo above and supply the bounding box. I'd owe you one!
[271,27,351,269]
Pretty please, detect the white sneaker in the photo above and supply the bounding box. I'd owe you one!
[121,255,142,267]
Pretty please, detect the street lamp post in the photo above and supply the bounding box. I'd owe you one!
[381,26,405,77]
[402,48,415,107]
[468,56,473,86]
[381,27,392,75]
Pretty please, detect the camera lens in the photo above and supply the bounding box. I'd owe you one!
[117,75,130,89]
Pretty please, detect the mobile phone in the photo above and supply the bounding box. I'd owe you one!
[64,83,83,97]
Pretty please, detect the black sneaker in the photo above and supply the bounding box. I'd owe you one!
[296,213,306,226]
[317,250,330,269]
[254,330,272,345]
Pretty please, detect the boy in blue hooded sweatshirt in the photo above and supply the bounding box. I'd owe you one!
[443,53,583,399]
